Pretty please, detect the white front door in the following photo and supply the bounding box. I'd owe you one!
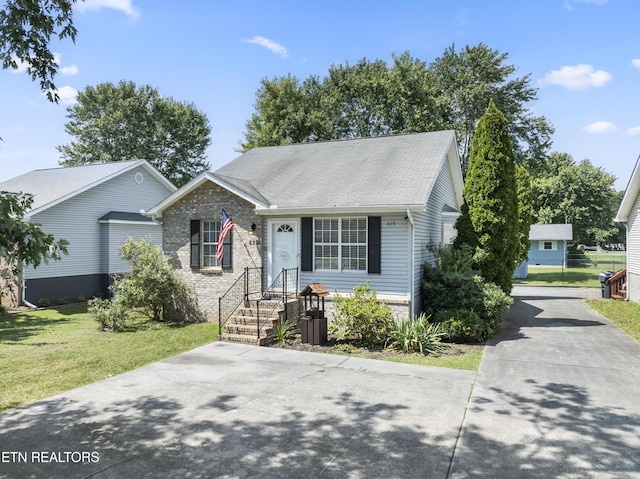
[270,220,299,287]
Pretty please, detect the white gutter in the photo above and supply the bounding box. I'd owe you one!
[255,204,424,216]
[406,209,415,316]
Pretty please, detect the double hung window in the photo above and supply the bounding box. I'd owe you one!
[314,217,367,271]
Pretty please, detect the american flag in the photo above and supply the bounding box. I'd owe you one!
[216,209,234,261]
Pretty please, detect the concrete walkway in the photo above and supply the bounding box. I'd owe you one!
[451,285,640,479]
[1,285,639,478]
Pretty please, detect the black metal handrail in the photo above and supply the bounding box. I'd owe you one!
[256,267,298,339]
[218,267,263,332]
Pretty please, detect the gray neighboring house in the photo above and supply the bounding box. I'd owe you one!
[144,131,464,320]
[0,160,176,306]
[514,224,573,278]
[615,154,639,301]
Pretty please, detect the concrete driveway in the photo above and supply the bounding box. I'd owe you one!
[1,285,640,478]
[0,342,474,478]
[450,285,640,479]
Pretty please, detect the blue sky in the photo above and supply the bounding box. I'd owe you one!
[1,0,638,190]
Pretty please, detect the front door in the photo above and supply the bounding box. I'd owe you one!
[270,220,299,287]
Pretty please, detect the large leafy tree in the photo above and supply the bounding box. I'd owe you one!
[241,53,443,152]
[0,0,78,102]
[532,153,620,245]
[427,43,554,175]
[0,192,68,302]
[240,45,553,176]
[454,100,519,294]
[57,81,212,187]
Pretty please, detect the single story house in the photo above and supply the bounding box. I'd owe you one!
[528,224,573,267]
[514,224,573,278]
[0,160,176,306]
[144,131,464,320]
[615,154,640,301]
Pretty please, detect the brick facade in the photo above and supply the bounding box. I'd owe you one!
[162,182,264,320]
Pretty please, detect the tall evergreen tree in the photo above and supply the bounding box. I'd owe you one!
[515,165,533,266]
[455,99,519,293]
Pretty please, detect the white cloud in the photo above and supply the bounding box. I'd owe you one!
[76,0,140,19]
[9,55,28,73]
[60,65,79,75]
[627,126,640,136]
[245,36,289,58]
[583,121,617,134]
[539,64,612,90]
[47,86,79,105]
[632,59,640,70]
[564,0,611,10]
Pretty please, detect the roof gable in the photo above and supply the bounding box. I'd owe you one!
[616,154,640,222]
[144,131,463,217]
[0,160,176,216]
[215,131,461,212]
[529,224,573,241]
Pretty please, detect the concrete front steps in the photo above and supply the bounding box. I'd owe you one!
[218,300,283,346]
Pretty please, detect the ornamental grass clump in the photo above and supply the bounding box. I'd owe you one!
[385,314,448,355]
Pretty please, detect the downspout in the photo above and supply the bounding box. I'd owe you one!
[19,260,37,309]
[625,222,629,301]
[406,209,415,316]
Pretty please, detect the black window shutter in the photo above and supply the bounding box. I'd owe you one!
[368,216,381,274]
[190,220,200,269]
[222,229,232,270]
[301,217,313,272]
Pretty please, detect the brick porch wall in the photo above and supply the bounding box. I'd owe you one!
[162,182,264,321]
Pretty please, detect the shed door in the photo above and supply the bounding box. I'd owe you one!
[270,220,299,285]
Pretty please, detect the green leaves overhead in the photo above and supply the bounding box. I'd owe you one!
[0,0,78,102]
[57,81,212,187]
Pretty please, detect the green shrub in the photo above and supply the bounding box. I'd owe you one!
[480,282,512,337]
[330,283,392,348]
[268,318,300,345]
[77,295,86,303]
[385,313,448,355]
[114,237,203,323]
[57,298,69,305]
[433,309,484,343]
[422,244,512,342]
[38,298,50,308]
[88,297,130,332]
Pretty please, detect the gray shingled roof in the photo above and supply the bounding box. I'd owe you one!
[0,160,158,214]
[213,131,457,209]
[529,224,573,241]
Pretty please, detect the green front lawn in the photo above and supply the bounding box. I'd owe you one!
[586,299,640,343]
[514,267,605,287]
[0,305,217,412]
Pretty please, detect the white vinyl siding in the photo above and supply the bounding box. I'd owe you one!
[628,192,640,276]
[102,222,161,274]
[627,192,640,301]
[24,165,171,280]
[415,153,458,315]
[300,214,409,297]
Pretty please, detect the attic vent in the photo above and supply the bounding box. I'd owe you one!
[134,172,144,184]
